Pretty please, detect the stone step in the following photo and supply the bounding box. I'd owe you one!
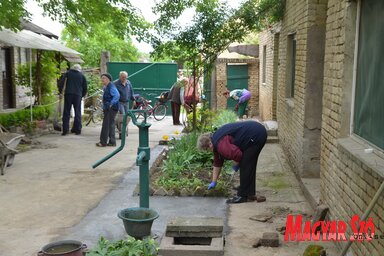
[166,217,223,238]
[267,129,278,137]
[267,136,279,144]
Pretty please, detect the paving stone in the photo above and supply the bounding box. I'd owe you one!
[193,186,206,196]
[154,187,169,196]
[252,238,262,248]
[249,214,273,222]
[260,232,279,247]
[180,188,189,197]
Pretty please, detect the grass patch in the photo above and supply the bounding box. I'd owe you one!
[261,173,290,190]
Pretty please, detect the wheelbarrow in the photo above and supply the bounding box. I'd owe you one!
[0,132,24,175]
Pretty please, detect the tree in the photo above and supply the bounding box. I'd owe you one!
[0,0,150,41]
[151,0,285,130]
[62,21,140,67]
[0,0,29,31]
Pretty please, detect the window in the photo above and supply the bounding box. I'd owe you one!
[353,0,384,150]
[262,45,267,83]
[286,34,296,98]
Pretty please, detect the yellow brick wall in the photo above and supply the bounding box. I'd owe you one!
[215,59,259,117]
[321,0,384,255]
[276,0,308,175]
[258,31,276,121]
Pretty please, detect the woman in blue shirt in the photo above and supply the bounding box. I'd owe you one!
[96,73,120,147]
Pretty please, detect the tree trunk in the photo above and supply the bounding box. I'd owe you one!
[35,50,42,105]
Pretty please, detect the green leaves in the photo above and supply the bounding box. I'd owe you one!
[35,0,150,40]
[86,236,159,256]
[61,21,140,67]
[0,0,29,31]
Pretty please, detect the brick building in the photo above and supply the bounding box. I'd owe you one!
[259,0,384,255]
[209,50,259,117]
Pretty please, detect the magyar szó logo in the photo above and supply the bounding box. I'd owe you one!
[284,214,376,242]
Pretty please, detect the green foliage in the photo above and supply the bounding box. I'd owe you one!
[0,105,52,129]
[212,110,238,130]
[156,129,233,194]
[87,236,159,256]
[303,245,324,256]
[157,132,213,190]
[185,102,216,132]
[15,51,63,105]
[85,73,102,96]
[62,21,140,67]
[39,0,149,40]
[152,0,284,130]
[152,0,285,68]
[0,0,29,31]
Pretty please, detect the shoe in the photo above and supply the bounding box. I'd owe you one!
[96,142,107,147]
[71,129,81,135]
[107,143,116,147]
[226,196,248,204]
[61,132,67,136]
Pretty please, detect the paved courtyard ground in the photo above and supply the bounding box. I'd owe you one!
[0,116,338,256]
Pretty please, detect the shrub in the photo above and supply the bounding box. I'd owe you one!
[0,106,52,129]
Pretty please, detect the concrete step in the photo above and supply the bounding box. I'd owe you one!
[165,217,223,238]
[267,129,278,137]
[267,136,279,144]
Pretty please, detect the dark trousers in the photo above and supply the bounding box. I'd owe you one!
[171,101,181,125]
[100,108,118,145]
[238,140,266,197]
[62,94,82,133]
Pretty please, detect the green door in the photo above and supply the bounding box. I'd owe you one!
[226,64,249,110]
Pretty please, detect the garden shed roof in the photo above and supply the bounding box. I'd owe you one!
[0,28,82,62]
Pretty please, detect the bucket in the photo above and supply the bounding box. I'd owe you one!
[118,207,159,239]
[37,240,86,256]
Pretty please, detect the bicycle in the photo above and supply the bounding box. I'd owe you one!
[85,89,104,126]
[133,91,169,121]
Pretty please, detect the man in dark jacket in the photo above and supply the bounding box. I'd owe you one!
[59,64,87,135]
[197,121,268,203]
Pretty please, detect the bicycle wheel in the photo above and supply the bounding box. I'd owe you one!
[136,104,153,120]
[153,104,167,121]
[85,106,97,126]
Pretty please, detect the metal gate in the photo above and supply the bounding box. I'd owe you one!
[107,62,177,114]
[226,64,249,110]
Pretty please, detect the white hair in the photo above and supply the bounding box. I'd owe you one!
[119,71,128,77]
[72,64,82,71]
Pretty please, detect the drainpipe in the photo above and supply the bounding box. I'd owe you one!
[339,180,384,256]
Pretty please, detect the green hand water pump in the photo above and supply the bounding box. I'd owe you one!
[92,110,151,208]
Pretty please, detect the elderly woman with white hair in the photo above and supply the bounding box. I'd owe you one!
[58,64,88,135]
